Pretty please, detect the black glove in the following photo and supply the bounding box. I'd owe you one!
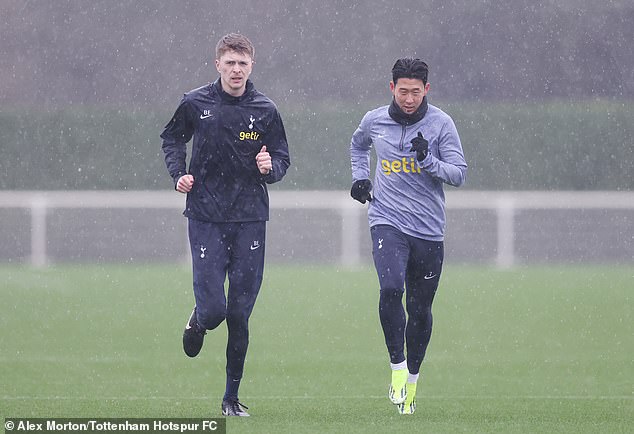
[410,131,429,161]
[350,179,372,204]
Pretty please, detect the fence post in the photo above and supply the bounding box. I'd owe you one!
[496,196,516,269]
[340,204,363,268]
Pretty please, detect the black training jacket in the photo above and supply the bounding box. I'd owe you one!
[161,79,290,222]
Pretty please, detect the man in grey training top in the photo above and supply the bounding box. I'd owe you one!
[349,57,467,415]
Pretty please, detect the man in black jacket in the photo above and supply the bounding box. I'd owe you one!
[161,33,290,417]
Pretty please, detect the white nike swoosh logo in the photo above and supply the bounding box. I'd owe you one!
[200,114,213,119]
[250,245,260,250]
[424,274,437,280]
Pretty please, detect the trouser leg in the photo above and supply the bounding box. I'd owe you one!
[371,225,410,364]
[404,239,444,375]
[188,218,231,330]
[224,222,266,394]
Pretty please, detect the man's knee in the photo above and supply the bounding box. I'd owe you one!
[380,286,405,299]
[197,304,226,330]
[225,306,250,329]
[406,303,432,322]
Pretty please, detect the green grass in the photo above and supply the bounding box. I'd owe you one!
[0,264,632,433]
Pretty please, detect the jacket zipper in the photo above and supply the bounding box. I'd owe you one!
[398,125,407,151]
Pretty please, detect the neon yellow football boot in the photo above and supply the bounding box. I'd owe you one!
[398,382,417,415]
[388,368,408,404]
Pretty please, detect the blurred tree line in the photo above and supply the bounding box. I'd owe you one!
[0,0,632,190]
[1,100,631,190]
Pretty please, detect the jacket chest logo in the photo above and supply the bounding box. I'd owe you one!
[240,114,260,140]
[200,109,213,120]
[239,131,260,141]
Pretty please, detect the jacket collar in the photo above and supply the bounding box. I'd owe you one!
[212,78,254,103]
[388,96,428,125]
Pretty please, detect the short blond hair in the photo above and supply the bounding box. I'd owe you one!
[215,33,255,60]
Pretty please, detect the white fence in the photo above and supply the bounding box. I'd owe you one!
[0,190,632,267]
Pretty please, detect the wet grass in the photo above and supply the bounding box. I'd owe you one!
[0,264,632,433]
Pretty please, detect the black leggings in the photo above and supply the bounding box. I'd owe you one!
[188,219,266,380]
[371,225,444,375]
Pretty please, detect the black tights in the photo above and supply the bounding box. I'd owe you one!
[371,225,443,375]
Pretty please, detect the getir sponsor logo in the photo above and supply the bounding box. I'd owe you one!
[381,157,422,175]
[240,131,260,141]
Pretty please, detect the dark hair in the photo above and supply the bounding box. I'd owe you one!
[391,58,428,84]
[216,33,255,59]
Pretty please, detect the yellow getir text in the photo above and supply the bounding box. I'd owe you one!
[381,158,421,175]
[239,131,260,141]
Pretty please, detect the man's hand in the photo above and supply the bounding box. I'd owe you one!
[176,174,194,193]
[410,131,429,161]
[350,179,372,204]
[256,145,272,175]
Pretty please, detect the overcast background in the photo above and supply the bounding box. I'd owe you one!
[0,0,632,264]
[1,0,632,191]
[2,0,632,106]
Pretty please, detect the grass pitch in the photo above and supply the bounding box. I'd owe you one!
[0,264,631,433]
